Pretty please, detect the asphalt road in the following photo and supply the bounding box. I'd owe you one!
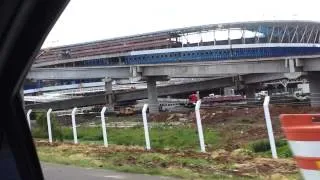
[42,163,175,180]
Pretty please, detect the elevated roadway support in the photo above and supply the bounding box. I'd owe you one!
[104,77,114,111]
[245,84,257,100]
[145,76,170,114]
[308,72,320,107]
[147,77,159,114]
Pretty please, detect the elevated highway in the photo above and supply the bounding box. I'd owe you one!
[27,57,320,79]
[26,20,320,112]
[26,77,235,110]
[26,73,296,110]
[27,57,320,81]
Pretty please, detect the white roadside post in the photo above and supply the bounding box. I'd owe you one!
[26,109,32,129]
[46,108,53,143]
[142,104,151,150]
[100,106,108,147]
[263,96,278,159]
[195,100,206,152]
[71,107,78,144]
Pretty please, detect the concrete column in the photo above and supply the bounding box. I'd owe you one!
[224,87,235,96]
[104,77,114,111]
[147,77,159,114]
[245,84,256,100]
[309,72,320,107]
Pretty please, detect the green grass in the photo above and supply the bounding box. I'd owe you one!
[33,126,220,150]
[34,125,299,179]
[248,139,293,158]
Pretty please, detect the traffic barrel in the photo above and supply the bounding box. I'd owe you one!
[280,114,320,179]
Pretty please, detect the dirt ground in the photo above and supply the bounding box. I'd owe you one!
[36,105,317,179]
[36,141,298,179]
[149,105,320,149]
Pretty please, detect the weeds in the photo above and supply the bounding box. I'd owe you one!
[33,125,220,150]
[32,112,63,141]
[248,139,292,158]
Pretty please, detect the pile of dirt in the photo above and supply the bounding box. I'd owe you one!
[149,112,192,123]
[151,105,320,124]
[231,157,297,177]
[210,148,297,177]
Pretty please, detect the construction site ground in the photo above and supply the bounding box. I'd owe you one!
[149,105,320,149]
[35,105,320,179]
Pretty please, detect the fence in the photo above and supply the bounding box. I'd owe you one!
[27,96,282,154]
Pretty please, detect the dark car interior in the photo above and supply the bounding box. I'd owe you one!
[0,0,69,179]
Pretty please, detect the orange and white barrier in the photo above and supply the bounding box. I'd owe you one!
[280,114,320,180]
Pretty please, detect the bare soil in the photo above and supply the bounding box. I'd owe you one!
[149,105,320,149]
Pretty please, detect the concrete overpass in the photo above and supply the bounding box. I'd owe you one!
[26,72,301,110]
[26,77,235,110]
[27,21,320,112]
[27,57,320,80]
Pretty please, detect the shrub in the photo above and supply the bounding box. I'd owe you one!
[249,139,271,152]
[277,145,293,158]
[32,112,63,141]
[249,139,289,153]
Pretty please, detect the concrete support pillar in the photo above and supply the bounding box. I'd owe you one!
[224,87,235,96]
[104,77,114,111]
[147,77,159,114]
[309,72,320,107]
[245,84,256,100]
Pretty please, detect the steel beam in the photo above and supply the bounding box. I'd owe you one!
[307,26,315,43]
[314,30,319,43]
[291,25,299,43]
[269,26,275,43]
[280,25,287,43]
[300,25,308,43]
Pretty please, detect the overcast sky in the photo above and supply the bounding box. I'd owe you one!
[43,0,320,48]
